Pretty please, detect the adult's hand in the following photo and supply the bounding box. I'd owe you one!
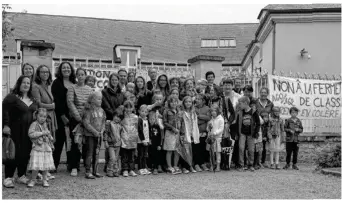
[3,125,11,135]
[61,115,69,126]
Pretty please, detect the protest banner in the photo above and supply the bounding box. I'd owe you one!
[268,75,341,120]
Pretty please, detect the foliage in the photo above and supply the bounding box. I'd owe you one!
[316,144,341,168]
[2,4,14,52]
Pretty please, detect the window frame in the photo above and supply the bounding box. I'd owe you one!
[218,38,236,48]
[201,38,236,49]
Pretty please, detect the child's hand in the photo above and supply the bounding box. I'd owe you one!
[97,131,102,137]
[104,141,109,148]
[173,128,179,134]
[157,146,161,150]
[143,142,148,146]
[294,128,300,132]
[290,129,295,134]
[262,137,267,141]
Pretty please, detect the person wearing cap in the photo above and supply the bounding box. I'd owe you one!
[146,68,158,91]
[204,71,222,97]
[118,68,128,93]
[283,107,303,170]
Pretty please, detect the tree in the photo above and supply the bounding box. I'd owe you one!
[2,4,15,52]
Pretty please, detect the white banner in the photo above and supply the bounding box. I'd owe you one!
[268,75,341,119]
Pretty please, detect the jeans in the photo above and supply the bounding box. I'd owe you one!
[192,142,201,166]
[239,134,255,167]
[198,137,209,165]
[261,140,267,164]
[286,142,299,165]
[67,118,82,171]
[107,147,120,173]
[84,136,100,173]
[53,124,67,170]
[137,144,149,169]
[121,148,135,171]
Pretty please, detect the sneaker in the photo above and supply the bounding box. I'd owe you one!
[42,180,49,187]
[47,172,55,180]
[258,164,264,169]
[17,175,29,184]
[27,180,36,188]
[85,173,95,179]
[3,178,15,188]
[123,170,129,177]
[249,167,255,172]
[254,165,260,170]
[190,167,197,173]
[270,164,275,169]
[70,169,78,177]
[275,164,281,170]
[93,173,103,178]
[283,164,290,170]
[262,163,269,168]
[37,173,43,180]
[292,164,299,170]
[144,168,151,175]
[194,165,202,172]
[174,167,182,174]
[113,172,120,177]
[215,166,221,172]
[243,165,248,170]
[139,169,146,175]
[167,167,175,174]
[237,167,244,172]
[107,171,114,177]
[152,169,158,175]
[157,165,163,173]
[182,168,190,174]
[129,170,138,177]
[201,164,209,171]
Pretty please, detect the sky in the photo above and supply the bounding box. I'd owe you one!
[8,3,268,24]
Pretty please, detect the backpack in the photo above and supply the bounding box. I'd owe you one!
[2,134,15,164]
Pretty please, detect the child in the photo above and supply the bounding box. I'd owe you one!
[283,107,303,170]
[126,82,135,94]
[195,94,211,171]
[137,105,152,175]
[149,111,164,175]
[27,108,55,188]
[268,106,285,170]
[181,96,200,173]
[253,113,264,170]
[207,87,221,108]
[163,95,182,174]
[103,110,123,177]
[260,111,270,168]
[85,75,97,90]
[206,104,225,172]
[121,100,139,177]
[124,91,138,113]
[83,91,106,179]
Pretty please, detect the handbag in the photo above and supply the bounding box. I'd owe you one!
[2,134,15,164]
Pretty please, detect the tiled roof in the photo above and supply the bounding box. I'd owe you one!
[4,13,258,64]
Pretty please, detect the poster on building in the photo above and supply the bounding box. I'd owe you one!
[268,75,341,119]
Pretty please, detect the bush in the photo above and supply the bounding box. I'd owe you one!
[316,144,341,168]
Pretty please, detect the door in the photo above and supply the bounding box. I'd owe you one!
[2,64,9,99]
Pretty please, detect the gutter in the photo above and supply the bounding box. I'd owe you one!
[272,20,276,74]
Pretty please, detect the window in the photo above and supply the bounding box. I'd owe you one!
[201,39,218,48]
[120,49,137,67]
[219,39,236,48]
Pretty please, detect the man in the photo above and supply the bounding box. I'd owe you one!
[146,68,158,91]
[204,71,222,96]
[243,85,257,110]
[233,78,243,94]
[118,68,128,93]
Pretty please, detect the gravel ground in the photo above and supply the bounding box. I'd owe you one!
[2,164,341,199]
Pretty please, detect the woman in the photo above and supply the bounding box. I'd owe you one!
[255,87,274,167]
[155,74,170,98]
[67,68,93,176]
[22,63,35,82]
[135,76,153,109]
[127,71,136,83]
[3,75,38,188]
[180,78,197,101]
[169,77,180,92]
[51,62,76,172]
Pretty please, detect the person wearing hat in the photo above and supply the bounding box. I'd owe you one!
[283,107,303,170]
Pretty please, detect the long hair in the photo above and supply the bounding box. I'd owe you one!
[156,74,170,95]
[182,95,195,112]
[183,78,195,91]
[84,91,101,110]
[35,65,53,85]
[108,73,121,93]
[134,76,146,95]
[169,77,180,91]
[12,75,34,99]
[21,63,35,81]
[55,62,76,84]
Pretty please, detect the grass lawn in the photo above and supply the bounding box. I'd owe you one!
[2,164,341,199]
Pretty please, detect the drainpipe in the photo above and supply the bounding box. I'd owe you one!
[272,20,276,74]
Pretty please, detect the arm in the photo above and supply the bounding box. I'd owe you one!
[100,110,107,134]
[82,111,99,136]
[163,111,176,132]
[253,112,261,138]
[227,98,235,124]
[103,122,110,142]
[101,90,114,120]
[284,119,292,133]
[28,122,44,138]
[2,94,13,129]
[67,86,82,122]
[32,84,54,110]
[296,120,304,134]
[137,118,145,141]
[213,118,225,138]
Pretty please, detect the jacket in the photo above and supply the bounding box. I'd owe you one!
[181,111,200,144]
[255,98,274,114]
[220,95,236,125]
[51,78,73,125]
[67,84,92,122]
[28,121,53,152]
[207,114,224,139]
[104,121,122,147]
[121,113,139,149]
[138,117,150,143]
[284,117,303,142]
[149,124,163,146]
[101,86,125,120]
[83,108,106,137]
[236,108,261,138]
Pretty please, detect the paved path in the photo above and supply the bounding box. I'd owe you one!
[2,164,341,199]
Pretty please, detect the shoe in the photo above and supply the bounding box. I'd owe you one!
[42,180,49,187]
[123,170,129,177]
[254,165,260,170]
[27,180,35,188]
[144,168,152,175]
[157,165,163,173]
[114,172,120,177]
[70,169,78,177]
[270,164,275,169]
[129,170,138,177]
[167,167,175,174]
[201,164,209,171]
[182,168,190,174]
[292,164,299,170]
[262,163,269,168]
[275,164,281,170]
[209,166,214,172]
[283,164,290,170]
[103,164,108,173]
[152,169,158,175]
[258,164,264,169]
[194,165,202,172]
[139,169,146,175]
[107,171,114,177]
[174,167,182,174]
[85,173,95,179]
[37,173,43,180]
[243,165,248,170]
[93,173,103,178]
[249,167,255,172]
[3,178,14,188]
[50,170,57,174]
[47,172,55,180]
[237,167,244,172]
[190,167,197,173]
[215,166,221,172]
[17,175,29,184]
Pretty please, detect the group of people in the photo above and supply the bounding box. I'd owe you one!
[2,62,304,189]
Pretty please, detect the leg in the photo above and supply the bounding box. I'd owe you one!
[17,154,30,178]
[238,134,247,167]
[121,148,129,172]
[113,147,121,173]
[246,136,255,167]
[4,160,16,178]
[68,119,82,171]
[270,152,274,165]
[293,142,299,165]
[31,170,39,180]
[261,140,267,164]
[166,151,172,168]
[216,152,221,171]
[53,126,66,170]
[286,142,293,165]
[85,137,94,174]
[92,138,102,177]
[275,152,280,165]
[173,151,180,168]
[137,144,144,170]
[42,170,48,181]
[107,147,115,176]
[128,149,136,172]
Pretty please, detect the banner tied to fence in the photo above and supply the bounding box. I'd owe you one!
[268,75,341,119]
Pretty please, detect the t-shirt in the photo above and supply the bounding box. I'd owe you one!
[241,109,253,135]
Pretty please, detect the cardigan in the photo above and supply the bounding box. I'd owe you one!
[83,108,106,137]
[101,86,125,121]
[67,84,92,122]
[28,121,53,152]
[284,117,303,142]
